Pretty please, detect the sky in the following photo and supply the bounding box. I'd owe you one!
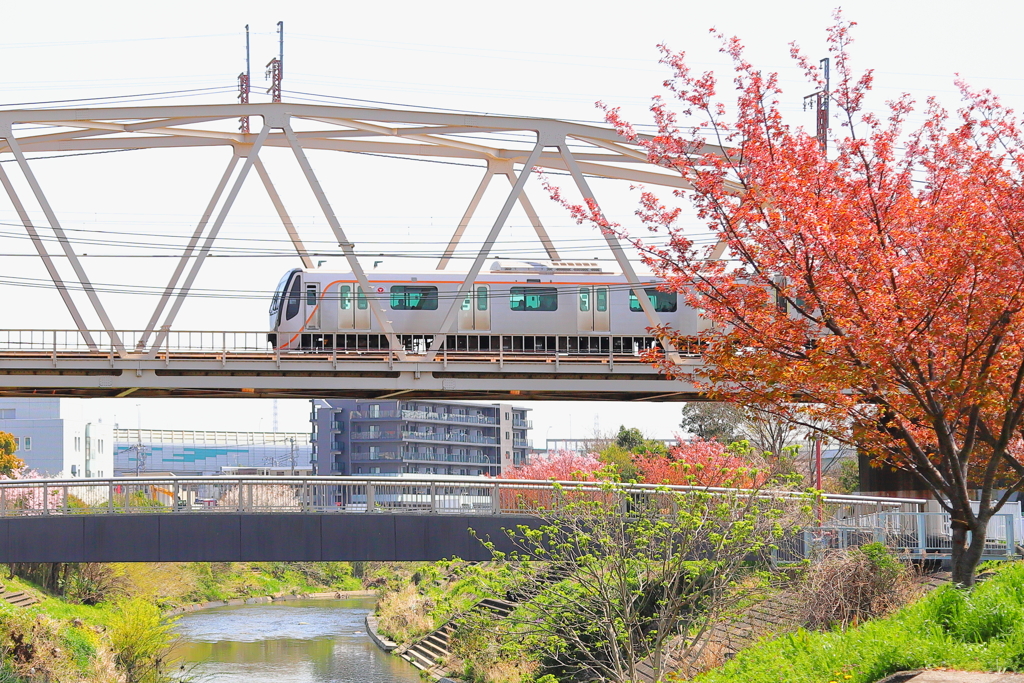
[1,0,1022,442]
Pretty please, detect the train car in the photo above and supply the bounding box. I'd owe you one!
[267,260,710,354]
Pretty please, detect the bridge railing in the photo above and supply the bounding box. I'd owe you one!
[0,475,924,519]
[0,329,706,362]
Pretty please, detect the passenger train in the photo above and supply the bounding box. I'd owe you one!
[267,260,710,354]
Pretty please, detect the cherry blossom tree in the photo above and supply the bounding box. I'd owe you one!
[557,12,1024,585]
[500,450,604,482]
[633,439,767,488]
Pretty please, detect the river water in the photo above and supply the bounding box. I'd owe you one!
[172,598,423,683]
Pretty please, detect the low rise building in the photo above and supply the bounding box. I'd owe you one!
[113,429,312,476]
[0,398,113,478]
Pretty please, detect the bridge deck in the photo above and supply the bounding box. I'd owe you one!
[0,331,703,399]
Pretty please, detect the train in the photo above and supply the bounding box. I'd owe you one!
[267,260,711,354]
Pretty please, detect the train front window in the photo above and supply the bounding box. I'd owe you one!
[510,287,558,311]
[284,276,302,320]
[390,285,438,310]
[629,288,677,312]
[269,271,293,315]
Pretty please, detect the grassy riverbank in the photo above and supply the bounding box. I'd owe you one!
[0,561,365,682]
[694,561,1024,683]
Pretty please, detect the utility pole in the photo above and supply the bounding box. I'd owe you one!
[289,436,296,475]
[803,57,830,153]
[237,25,251,133]
[266,21,283,103]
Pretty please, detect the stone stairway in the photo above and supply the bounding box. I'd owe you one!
[400,598,515,677]
[0,584,39,608]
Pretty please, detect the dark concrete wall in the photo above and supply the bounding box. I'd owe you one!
[0,514,540,563]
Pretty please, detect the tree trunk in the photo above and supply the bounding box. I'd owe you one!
[950,512,988,587]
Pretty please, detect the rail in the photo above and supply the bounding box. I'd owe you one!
[0,329,704,362]
[0,475,924,518]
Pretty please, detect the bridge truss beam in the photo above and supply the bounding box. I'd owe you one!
[0,103,726,396]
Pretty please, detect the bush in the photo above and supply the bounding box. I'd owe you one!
[107,597,178,683]
[797,543,915,630]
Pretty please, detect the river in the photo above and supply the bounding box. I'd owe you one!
[172,598,423,683]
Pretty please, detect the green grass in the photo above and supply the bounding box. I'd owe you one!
[694,562,1024,683]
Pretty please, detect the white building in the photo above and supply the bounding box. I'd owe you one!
[0,398,114,478]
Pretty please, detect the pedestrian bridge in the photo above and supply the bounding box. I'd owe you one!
[0,474,1008,563]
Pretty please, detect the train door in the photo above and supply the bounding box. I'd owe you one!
[577,285,609,332]
[305,282,321,330]
[339,284,371,330]
[458,285,491,331]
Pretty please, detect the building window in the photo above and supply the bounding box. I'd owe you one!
[510,286,558,311]
[629,288,677,312]
[369,404,380,418]
[0,409,14,419]
[13,438,19,451]
[370,467,381,474]
[356,467,362,474]
[23,437,30,451]
[390,285,438,310]
[74,436,81,452]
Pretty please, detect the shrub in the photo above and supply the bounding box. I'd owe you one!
[797,543,915,630]
[107,597,178,683]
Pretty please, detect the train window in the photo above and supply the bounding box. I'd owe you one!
[340,285,352,310]
[510,286,558,311]
[596,287,608,312]
[390,285,438,310]
[629,288,677,312]
[284,276,302,320]
[477,286,488,311]
[357,288,368,310]
[306,284,318,306]
[579,287,590,312]
[461,294,472,311]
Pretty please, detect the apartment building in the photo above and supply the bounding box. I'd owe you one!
[310,399,532,476]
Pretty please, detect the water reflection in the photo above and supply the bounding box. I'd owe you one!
[173,598,422,683]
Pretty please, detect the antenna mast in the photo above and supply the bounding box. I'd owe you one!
[803,57,830,153]
[266,21,283,103]
[237,25,251,133]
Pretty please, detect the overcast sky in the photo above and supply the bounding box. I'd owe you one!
[1,0,1019,441]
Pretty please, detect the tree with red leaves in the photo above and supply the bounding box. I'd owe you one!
[559,13,1024,586]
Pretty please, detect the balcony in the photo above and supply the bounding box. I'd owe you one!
[400,410,497,425]
[514,439,533,449]
[512,418,533,429]
[350,431,400,441]
[331,421,345,431]
[349,410,402,419]
[402,451,494,465]
[402,431,497,445]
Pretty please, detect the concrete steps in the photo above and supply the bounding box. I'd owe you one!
[400,598,516,676]
[0,584,39,608]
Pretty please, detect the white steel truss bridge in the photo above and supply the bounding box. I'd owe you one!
[0,103,719,400]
